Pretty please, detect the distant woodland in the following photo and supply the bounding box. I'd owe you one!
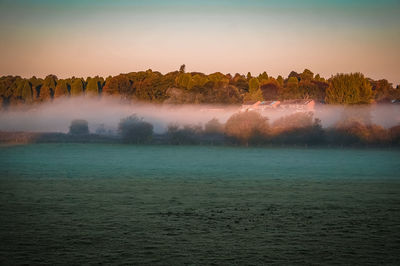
[1,65,399,108]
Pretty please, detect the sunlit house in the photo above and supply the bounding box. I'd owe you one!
[240,99,315,113]
[278,99,315,112]
[240,100,281,112]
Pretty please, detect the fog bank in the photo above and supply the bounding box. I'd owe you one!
[0,97,398,133]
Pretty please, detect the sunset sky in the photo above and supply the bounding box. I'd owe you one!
[0,0,399,84]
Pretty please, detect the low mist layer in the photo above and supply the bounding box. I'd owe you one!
[0,97,399,134]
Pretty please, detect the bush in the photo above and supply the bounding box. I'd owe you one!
[167,123,203,145]
[204,118,224,135]
[328,118,390,145]
[270,115,325,145]
[118,115,153,143]
[271,112,314,135]
[69,119,89,135]
[225,111,269,146]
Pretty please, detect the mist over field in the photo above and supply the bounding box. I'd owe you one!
[0,97,238,133]
[0,97,398,134]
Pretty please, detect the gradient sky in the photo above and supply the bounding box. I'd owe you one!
[0,0,399,84]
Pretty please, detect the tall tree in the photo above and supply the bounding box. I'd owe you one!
[279,77,300,100]
[70,78,84,96]
[39,75,57,100]
[21,80,33,103]
[85,77,99,97]
[102,74,130,96]
[54,80,69,98]
[325,73,373,104]
[261,79,280,100]
[244,77,263,101]
[300,69,314,81]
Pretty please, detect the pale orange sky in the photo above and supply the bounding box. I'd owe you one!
[0,0,399,85]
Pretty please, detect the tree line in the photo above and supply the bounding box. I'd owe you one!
[1,65,399,107]
[65,111,400,147]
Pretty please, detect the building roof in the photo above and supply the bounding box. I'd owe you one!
[280,99,314,105]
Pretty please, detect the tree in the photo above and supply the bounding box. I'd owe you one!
[370,79,394,102]
[39,85,53,100]
[21,80,33,103]
[167,123,202,145]
[279,77,300,100]
[258,71,269,83]
[246,72,252,80]
[260,79,280,100]
[69,119,89,135]
[54,80,69,98]
[271,112,314,135]
[244,77,263,102]
[248,77,260,93]
[29,76,43,99]
[212,85,242,104]
[325,73,373,104]
[118,115,153,143]
[298,80,328,102]
[276,75,284,87]
[204,118,224,134]
[175,73,192,89]
[288,71,300,81]
[85,77,99,97]
[70,78,84,96]
[102,74,131,96]
[179,64,186,73]
[225,111,269,146]
[39,75,57,100]
[300,69,314,81]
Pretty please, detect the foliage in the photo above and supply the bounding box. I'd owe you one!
[69,119,89,135]
[85,77,100,97]
[21,80,33,103]
[179,64,186,73]
[244,78,263,101]
[300,69,314,81]
[325,73,373,104]
[1,68,398,107]
[271,112,314,135]
[167,123,203,145]
[70,78,84,97]
[102,74,131,96]
[225,111,269,145]
[279,77,300,100]
[54,80,69,98]
[370,79,394,102]
[118,115,153,143]
[204,118,224,134]
[260,79,280,100]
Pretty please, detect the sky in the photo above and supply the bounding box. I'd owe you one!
[0,0,399,84]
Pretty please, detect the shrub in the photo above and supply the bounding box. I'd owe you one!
[69,119,89,135]
[225,111,269,146]
[118,115,153,143]
[271,112,314,135]
[167,123,203,145]
[204,118,224,135]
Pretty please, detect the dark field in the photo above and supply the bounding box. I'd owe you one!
[0,144,399,265]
